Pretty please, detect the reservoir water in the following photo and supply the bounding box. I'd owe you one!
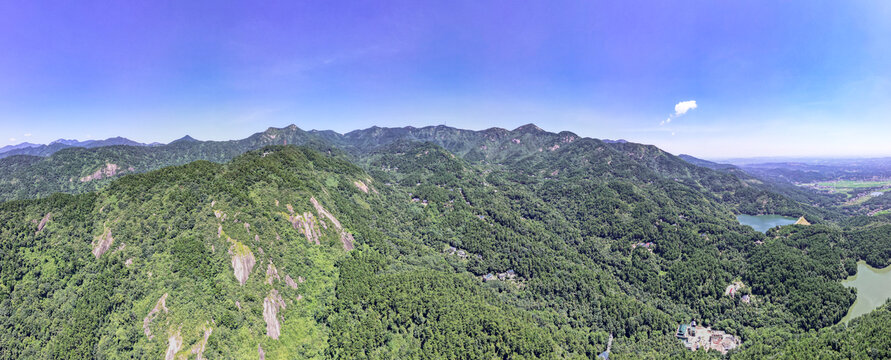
[736,215,798,233]
[840,261,891,323]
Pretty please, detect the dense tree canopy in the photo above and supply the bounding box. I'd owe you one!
[0,125,889,358]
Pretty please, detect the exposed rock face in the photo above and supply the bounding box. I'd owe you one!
[190,326,212,360]
[310,197,355,250]
[289,212,321,245]
[80,163,124,182]
[228,239,255,286]
[35,212,52,234]
[354,180,369,193]
[143,293,169,339]
[340,232,356,251]
[258,344,266,360]
[165,333,182,360]
[263,289,286,339]
[92,228,114,258]
[284,275,299,289]
[310,197,342,229]
[266,262,280,285]
[125,258,133,267]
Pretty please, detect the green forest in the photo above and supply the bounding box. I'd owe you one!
[1,125,891,359]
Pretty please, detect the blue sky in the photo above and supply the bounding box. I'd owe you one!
[1,1,890,157]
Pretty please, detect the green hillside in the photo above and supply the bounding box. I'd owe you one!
[1,128,889,358]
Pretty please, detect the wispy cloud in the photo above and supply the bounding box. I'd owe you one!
[24,133,32,137]
[674,100,697,116]
[660,100,697,128]
[8,138,16,142]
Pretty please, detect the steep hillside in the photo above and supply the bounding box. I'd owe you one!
[0,126,341,202]
[0,124,826,222]
[2,127,883,358]
[0,146,562,359]
[1,147,362,358]
[679,154,843,217]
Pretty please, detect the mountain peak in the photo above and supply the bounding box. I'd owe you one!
[171,135,198,143]
[50,138,81,146]
[512,123,545,133]
[0,142,41,154]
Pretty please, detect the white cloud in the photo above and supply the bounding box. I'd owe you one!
[24,133,31,137]
[8,138,15,142]
[674,100,697,116]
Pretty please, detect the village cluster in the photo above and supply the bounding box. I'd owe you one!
[675,281,750,354]
[676,320,740,354]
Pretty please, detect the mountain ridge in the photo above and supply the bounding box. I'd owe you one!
[0,128,886,358]
[0,136,150,158]
[0,123,831,223]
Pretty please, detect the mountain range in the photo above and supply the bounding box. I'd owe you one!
[0,136,156,158]
[1,123,890,359]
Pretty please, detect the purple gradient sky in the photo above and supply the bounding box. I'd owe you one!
[1,1,890,157]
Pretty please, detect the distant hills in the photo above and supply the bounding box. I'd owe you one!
[694,157,891,184]
[677,154,737,170]
[0,142,43,153]
[0,136,155,158]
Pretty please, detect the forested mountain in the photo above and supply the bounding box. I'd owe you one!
[0,126,338,202]
[0,123,829,218]
[678,155,845,214]
[1,125,890,358]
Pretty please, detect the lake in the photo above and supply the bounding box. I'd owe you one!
[736,215,798,233]
[840,261,891,323]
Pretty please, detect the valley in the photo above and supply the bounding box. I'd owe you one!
[2,124,891,358]
[5,2,891,358]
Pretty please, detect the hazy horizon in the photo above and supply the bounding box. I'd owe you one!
[3,1,891,158]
